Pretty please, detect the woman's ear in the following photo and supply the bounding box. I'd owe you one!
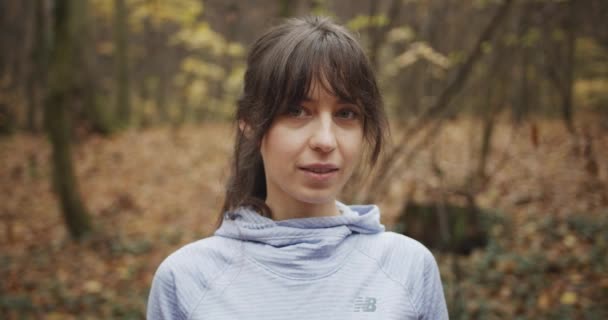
[239,120,253,139]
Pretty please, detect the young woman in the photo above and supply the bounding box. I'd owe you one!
[147,16,448,320]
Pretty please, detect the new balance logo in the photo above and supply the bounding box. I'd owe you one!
[353,296,377,312]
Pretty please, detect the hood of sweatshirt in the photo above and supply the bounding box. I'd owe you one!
[214,201,385,280]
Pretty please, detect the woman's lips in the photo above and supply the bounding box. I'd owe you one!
[299,167,339,181]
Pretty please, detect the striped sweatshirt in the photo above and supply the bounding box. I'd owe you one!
[147,201,449,319]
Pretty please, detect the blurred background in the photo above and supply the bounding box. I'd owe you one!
[1,0,607,319]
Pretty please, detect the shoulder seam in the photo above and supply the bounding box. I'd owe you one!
[353,241,421,317]
[185,240,244,320]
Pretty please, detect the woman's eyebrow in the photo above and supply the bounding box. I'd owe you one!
[300,96,357,105]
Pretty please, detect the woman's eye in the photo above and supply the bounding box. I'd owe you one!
[286,106,307,117]
[336,108,359,119]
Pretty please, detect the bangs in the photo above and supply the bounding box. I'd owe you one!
[269,26,377,117]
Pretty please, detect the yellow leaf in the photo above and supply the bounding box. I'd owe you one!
[84,280,102,294]
[560,291,577,305]
[563,234,577,247]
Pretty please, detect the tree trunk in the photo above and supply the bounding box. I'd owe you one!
[155,74,169,123]
[45,0,92,240]
[0,2,24,134]
[27,0,50,133]
[114,0,130,127]
[367,0,402,70]
[561,0,576,134]
[514,8,530,124]
[76,0,111,135]
[278,0,296,17]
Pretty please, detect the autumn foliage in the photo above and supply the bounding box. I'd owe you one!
[1,119,607,319]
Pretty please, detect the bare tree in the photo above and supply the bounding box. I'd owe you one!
[114,0,131,127]
[364,0,515,203]
[45,0,93,240]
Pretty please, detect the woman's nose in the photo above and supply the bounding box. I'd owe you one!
[309,114,337,153]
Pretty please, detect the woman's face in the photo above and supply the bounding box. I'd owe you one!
[260,79,364,215]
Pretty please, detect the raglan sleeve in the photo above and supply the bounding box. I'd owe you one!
[147,260,188,320]
[415,248,449,319]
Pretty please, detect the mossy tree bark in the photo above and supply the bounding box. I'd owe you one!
[45,0,92,240]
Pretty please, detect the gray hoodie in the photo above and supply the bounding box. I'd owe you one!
[147,201,449,319]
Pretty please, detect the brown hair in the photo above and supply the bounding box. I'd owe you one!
[216,16,388,227]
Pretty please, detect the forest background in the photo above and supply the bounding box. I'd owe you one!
[1,0,607,319]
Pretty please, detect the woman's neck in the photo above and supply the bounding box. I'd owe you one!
[266,197,340,221]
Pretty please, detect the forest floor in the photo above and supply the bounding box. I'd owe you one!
[1,117,607,319]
